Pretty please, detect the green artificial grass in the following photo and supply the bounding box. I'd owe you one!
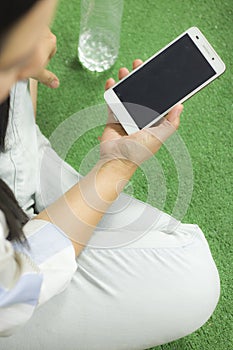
[37,0,233,349]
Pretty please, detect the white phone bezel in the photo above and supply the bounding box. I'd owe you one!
[104,27,226,134]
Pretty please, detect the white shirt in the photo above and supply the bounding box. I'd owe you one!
[0,81,80,336]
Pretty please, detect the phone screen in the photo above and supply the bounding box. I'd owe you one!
[113,34,216,129]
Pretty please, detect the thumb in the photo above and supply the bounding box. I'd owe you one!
[145,104,183,144]
[166,104,183,129]
[35,69,60,89]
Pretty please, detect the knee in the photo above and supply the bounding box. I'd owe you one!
[154,258,220,346]
[176,228,220,337]
[191,258,220,331]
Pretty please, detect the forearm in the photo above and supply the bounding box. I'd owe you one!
[36,159,137,256]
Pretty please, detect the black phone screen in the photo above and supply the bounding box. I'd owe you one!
[113,34,216,129]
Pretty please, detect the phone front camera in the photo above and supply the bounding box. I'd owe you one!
[212,57,215,60]
[196,35,199,39]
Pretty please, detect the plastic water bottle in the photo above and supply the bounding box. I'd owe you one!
[78,0,124,72]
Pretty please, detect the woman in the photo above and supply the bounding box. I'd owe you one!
[0,1,220,349]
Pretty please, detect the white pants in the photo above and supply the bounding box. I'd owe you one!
[0,81,220,349]
[0,191,220,350]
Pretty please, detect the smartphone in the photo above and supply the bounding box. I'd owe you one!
[104,27,226,134]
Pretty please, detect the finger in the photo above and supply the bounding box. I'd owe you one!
[133,59,143,70]
[105,78,116,91]
[48,32,57,59]
[38,29,57,68]
[35,69,60,88]
[166,104,183,129]
[118,67,130,80]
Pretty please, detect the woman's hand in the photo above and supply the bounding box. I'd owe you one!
[100,59,183,170]
[28,28,59,117]
[31,27,59,89]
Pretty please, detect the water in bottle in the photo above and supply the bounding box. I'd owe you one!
[78,0,124,72]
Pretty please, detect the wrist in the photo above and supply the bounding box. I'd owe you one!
[99,158,137,179]
[84,159,136,204]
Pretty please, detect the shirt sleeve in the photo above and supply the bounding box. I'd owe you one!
[0,211,77,336]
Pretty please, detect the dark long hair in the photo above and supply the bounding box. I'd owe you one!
[0,179,29,244]
[0,0,41,243]
[0,96,10,152]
